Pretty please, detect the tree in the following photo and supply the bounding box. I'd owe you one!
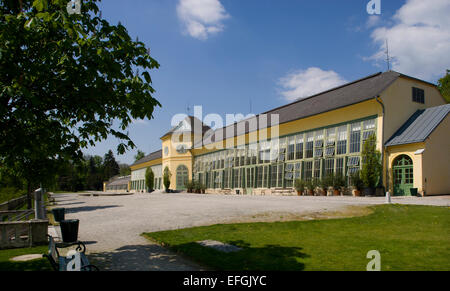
[103,150,119,180]
[437,70,450,103]
[119,164,131,176]
[134,150,146,162]
[0,0,160,204]
[360,134,382,190]
[145,167,154,191]
[163,167,171,192]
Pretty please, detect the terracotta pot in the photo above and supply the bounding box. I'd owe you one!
[307,190,314,196]
[297,190,302,196]
[333,189,340,196]
[354,190,361,197]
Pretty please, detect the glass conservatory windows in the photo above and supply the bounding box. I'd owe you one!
[305,132,314,158]
[350,122,361,153]
[295,134,304,160]
[337,125,347,155]
[287,136,295,160]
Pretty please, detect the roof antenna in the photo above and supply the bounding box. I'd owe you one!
[385,39,391,71]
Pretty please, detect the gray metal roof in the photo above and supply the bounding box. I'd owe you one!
[385,104,450,146]
[131,149,162,166]
[193,71,401,148]
[106,175,131,186]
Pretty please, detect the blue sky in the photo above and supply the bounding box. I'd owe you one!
[85,0,450,164]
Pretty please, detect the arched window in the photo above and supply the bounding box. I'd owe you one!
[176,165,189,190]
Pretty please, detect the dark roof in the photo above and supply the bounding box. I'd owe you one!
[385,104,450,146]
[106,175,131,186]
[194,71,401,148]
[161,116,211,139]
[131,149,162,166]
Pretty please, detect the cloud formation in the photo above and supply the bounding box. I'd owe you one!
[367,0,450,81]
[278,67,347,101]
[176,0,230,40]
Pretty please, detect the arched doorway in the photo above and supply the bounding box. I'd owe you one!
[176,165,189,190]
[393,155,414,196]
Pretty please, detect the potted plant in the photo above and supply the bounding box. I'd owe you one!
[194,181,202,194]
[185,180,193,193]
[294,178,306,196]
[350,171,364,196]
[305,179,314,196]
[322,174,334,196]
[316,178,327,196]
[200,183,206,194]
[360,134,382,196]
[333,174,346,196]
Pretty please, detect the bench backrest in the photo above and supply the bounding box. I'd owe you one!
[47,236,59,263]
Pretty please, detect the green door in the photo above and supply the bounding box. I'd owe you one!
[245,167,255,195]
[176,165,189,190]
[393,155,414,196]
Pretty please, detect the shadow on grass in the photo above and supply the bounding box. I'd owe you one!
[170,240,309,271]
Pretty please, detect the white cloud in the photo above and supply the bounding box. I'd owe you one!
[366,15,381,29]
[278,67,347,101]
[176,0,230,40]
[367,0,450,81]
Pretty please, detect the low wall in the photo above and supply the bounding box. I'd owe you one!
[0,219,48,250]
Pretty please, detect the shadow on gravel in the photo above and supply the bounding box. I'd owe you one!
[65,205,122,214]
[88,244,203,271]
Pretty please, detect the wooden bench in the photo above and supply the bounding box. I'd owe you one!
[43,235,99,271]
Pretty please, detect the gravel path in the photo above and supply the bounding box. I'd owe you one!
[51,191,449,271]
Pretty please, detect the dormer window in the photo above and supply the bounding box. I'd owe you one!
[412,87,425,104]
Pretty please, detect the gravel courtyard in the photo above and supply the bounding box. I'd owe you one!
[50,191,450,270]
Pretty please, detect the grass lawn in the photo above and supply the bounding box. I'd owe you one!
[143,204,450,271]
[0,246,52,271]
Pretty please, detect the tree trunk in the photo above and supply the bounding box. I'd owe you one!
[27,180,32,210]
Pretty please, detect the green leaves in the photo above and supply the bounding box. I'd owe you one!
[33,0,48,12]
[0,0,160,186]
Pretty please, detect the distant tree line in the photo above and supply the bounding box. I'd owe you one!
[0,150,131,193]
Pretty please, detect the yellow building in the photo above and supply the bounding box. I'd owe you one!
[130,71,449,196]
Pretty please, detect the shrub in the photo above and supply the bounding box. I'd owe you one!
[360,133,382,188]
[163,167,171,192]
[350,171,364,191]
[145,167,154,191]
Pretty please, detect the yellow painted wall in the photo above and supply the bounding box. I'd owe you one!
[162,133,194,189]
[380,76,446,144]
[386,143,425,195]
[422,115,450,195]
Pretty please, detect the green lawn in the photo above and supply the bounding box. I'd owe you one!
[143,204,450,271]
[0,246,52,271]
